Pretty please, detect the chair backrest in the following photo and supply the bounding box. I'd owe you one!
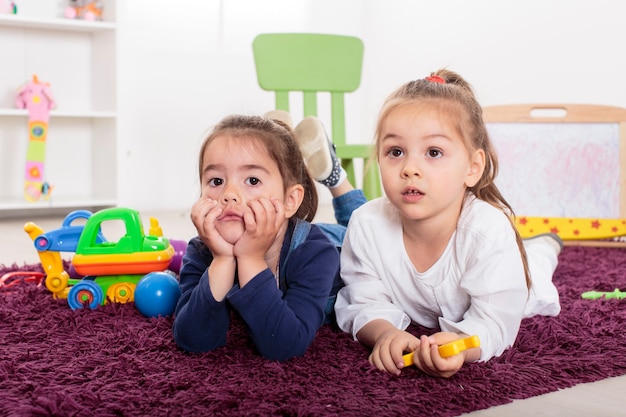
[252,33,364,148]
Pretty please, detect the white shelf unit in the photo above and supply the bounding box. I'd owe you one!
[0,2,117,218]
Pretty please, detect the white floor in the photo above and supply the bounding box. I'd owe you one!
[1,207,625,416]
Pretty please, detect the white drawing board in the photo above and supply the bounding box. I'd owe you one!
[483,104,626,218]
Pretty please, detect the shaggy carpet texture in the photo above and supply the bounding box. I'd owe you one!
[1,246,626,417]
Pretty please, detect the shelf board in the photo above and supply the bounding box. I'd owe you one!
[0,14,115,32]
[0,197,117,219]
[0,109,116,118]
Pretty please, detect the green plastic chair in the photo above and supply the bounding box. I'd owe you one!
[252,33,381,200]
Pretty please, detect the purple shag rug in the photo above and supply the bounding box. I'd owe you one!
[1,246,626,417]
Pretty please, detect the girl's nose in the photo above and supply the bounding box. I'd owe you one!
[402,162,421,178]
[221,184,240,204]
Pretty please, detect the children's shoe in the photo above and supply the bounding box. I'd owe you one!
[264,110,293,128]
[525,232,564,255]
[294,116,343,187]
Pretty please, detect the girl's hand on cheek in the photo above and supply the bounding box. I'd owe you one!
[190,198,233,257]
[235,197,285,259]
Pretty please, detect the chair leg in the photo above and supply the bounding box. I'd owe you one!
[341,158,381,200]
[362,160,382,200]
[342,160,357,191]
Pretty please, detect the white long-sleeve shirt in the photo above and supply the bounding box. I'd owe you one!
[335,196,560,361]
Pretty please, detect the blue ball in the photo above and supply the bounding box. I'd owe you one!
[134,272,181,318]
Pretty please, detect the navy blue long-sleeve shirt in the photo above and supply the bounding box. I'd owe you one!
[172,221,340,361]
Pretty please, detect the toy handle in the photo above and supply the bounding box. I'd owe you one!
[402,335,480,367]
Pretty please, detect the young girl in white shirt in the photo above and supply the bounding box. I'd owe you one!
[334,69,561,378]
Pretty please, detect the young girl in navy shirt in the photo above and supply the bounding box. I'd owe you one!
[172,114,365,361]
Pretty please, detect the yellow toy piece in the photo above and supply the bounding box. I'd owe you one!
[106,282,137,303]
[24,222,70,298]
[403,335,481,367]
[514,216,626,240]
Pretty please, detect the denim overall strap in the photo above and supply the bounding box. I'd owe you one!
[279,218,311,291]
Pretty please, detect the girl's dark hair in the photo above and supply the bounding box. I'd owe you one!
[375,69,531,289]
[197,114,318,222]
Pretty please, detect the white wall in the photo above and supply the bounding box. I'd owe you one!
[116,0,626,212]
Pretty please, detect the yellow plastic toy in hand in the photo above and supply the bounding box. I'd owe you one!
[402,335,481,367]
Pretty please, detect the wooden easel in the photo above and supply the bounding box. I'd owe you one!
[483,104,626,248]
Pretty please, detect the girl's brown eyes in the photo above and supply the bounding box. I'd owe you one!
[385,148,403,158]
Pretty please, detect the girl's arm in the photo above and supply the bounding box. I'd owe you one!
[439,212,529,361]
[438,251,528,361]
[357,319,420,376]
[172,238,232,353]
[335,212,411,339]
[227,228,339,361]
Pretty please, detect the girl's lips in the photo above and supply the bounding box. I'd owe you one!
[402,187,423,196]
[217,210,243,221]
[402,187,424,202]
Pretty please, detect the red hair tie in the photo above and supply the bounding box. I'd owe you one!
[425,75,446,84]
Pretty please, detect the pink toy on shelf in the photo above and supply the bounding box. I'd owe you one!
[64,0,103,21]
[15,74,56,202]
[0,0,17,14]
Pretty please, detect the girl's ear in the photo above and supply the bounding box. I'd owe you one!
[284,184,305,218]
[465,149,486,187]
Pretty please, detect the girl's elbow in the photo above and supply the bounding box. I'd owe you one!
[172,324,226,353]
[256,331,314,361]
[258,344,308,362]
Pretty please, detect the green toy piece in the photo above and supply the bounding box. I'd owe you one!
[582,288,626,300]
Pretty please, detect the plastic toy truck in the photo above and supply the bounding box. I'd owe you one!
[24,207,176,310]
